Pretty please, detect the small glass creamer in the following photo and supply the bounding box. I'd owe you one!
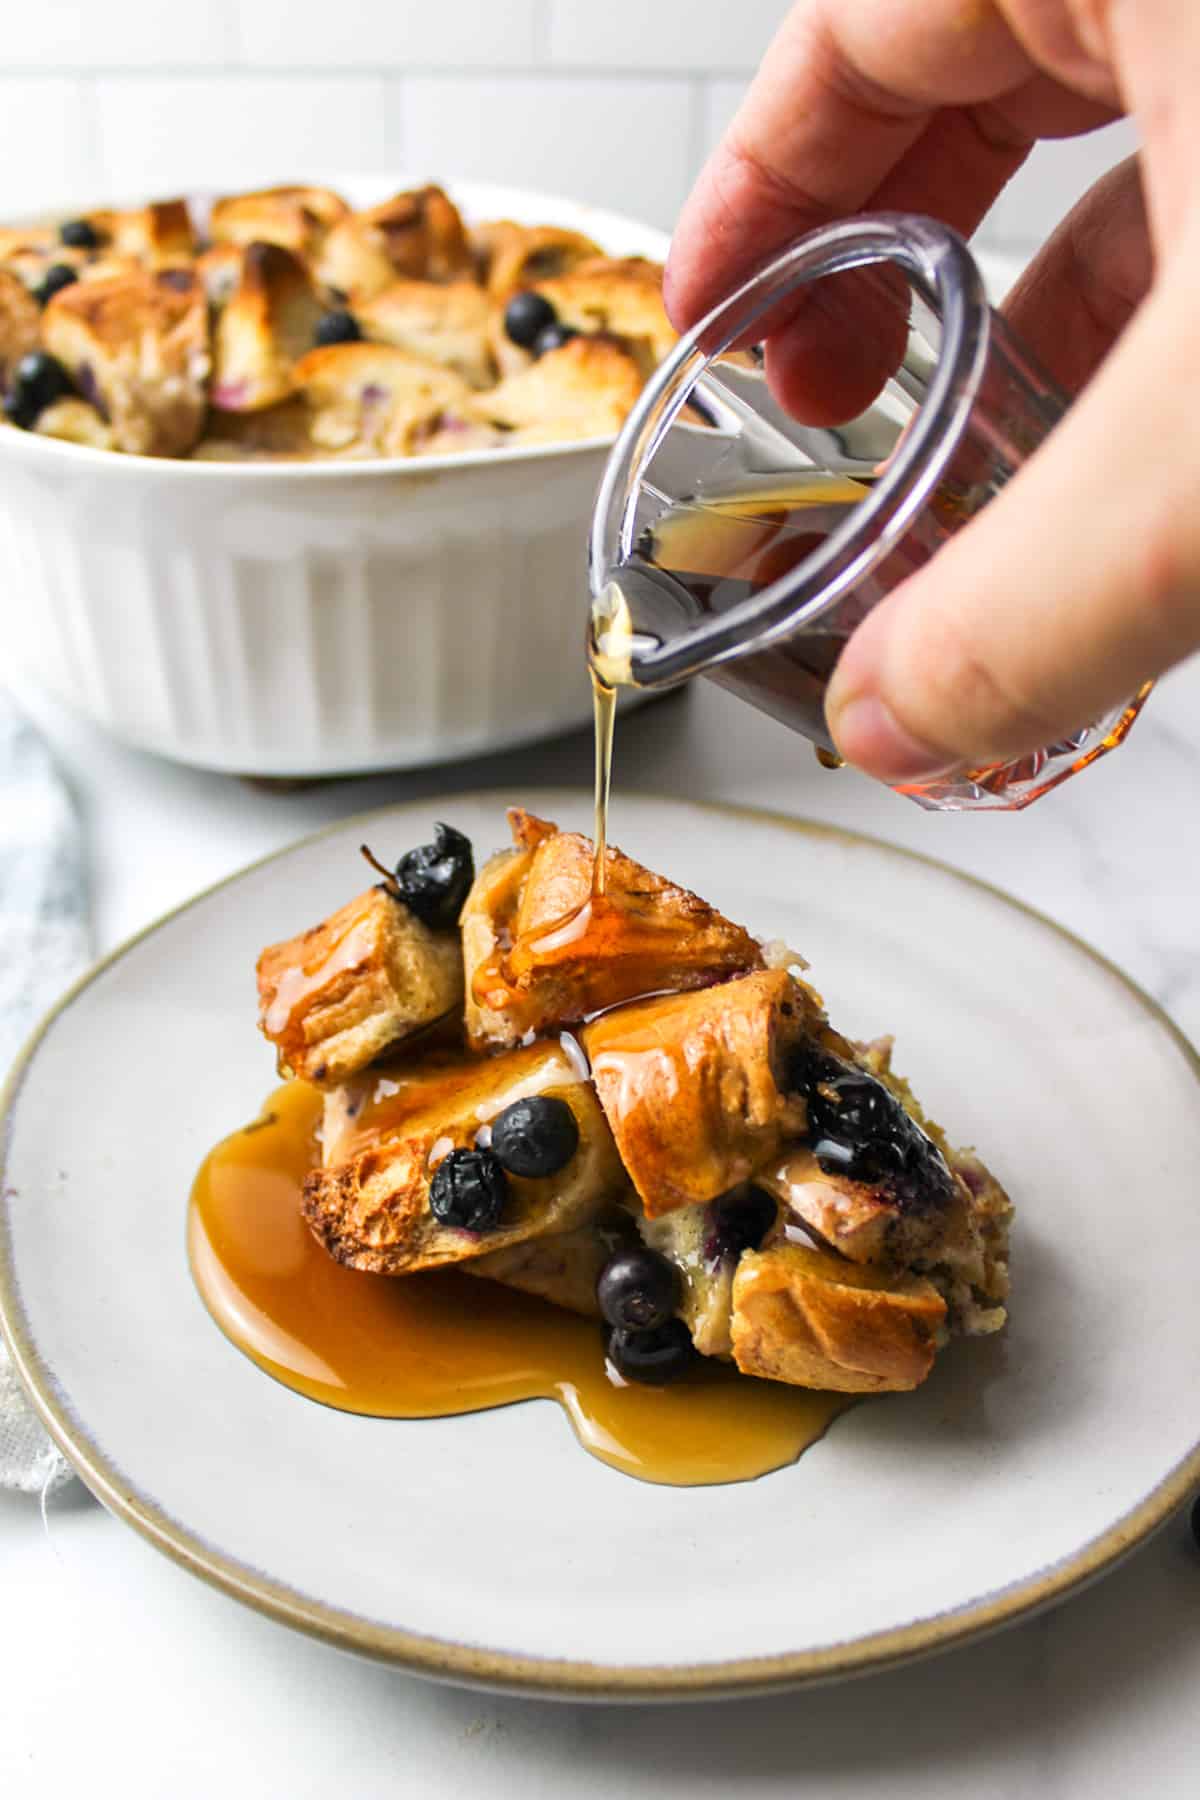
[588,212,1149,811]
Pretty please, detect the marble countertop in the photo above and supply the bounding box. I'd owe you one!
[3,663,1199,1798]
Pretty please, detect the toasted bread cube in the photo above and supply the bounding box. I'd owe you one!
[355,277,495,386]
[459,808,556,1048]
[302,1041,627,1275]
[41,267,209,456]
[209,185,349,259]
[583,971,810,1218]
[292,341,476,456]
[472,335,644,442]
[462,810,764,1050]
[257,884,463,1087]
[757,1147,902,1266]
[533,256,675,372]
[471,220,602,301]
[731,1242,946,1392]
[0,266,39,385]
[316,187,473,300]
[210,242,324,412]
[90,199,195,267]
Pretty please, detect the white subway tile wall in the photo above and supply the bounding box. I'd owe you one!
[398,75,694,229]
[0,0,1136,253]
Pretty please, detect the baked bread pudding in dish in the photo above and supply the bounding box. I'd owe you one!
[256,812,1012,1396]
[0,183,674,461]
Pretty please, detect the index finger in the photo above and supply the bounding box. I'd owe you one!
[664,0,1037,332]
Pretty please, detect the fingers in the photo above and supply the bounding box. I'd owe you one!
[824,266,1200,780]
[1001,155,1151,393]
[665,0,1034,336]
[666,0,1120,427]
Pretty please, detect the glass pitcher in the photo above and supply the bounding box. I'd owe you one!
[588,212,1149,811]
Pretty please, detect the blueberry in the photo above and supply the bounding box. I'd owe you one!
[707,1187,776,1262]
[503,290,556,349]
[607,1319,694,1386]
[789,1041,955,1211]
[3,351,75,430]
[59,218,100,250]
[597,1248,679,1332]
[533,322,579,357]
[314,308,361,347]
[33,263,79,307]
[363,824,475,931]
[428,1148,508,1233]
[490,1095,579,1179]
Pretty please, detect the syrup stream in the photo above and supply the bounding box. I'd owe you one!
[592,672,616,897]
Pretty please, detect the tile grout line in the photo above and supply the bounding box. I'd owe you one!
[0,63,760,82]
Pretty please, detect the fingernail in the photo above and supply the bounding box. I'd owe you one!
[828,695,958,784]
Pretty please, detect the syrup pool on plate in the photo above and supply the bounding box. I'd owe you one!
[189,1080,852,1487]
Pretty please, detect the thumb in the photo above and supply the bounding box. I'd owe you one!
[824,255,1200,782]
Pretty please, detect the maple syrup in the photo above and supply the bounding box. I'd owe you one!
[589,473,1151,807]
[591,671,616,896]
[189,1080,852,1486]
[589,473,882,760]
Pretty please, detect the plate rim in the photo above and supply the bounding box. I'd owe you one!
[3,788,1199,1701]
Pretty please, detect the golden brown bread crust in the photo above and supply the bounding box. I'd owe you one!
[249,808,1013,1399]
[583,971,810,1218]
[316,186,473,300]
[462,810,765,1050]
[209,185,349,258]
[301,1041,627,1274]
[472,220,602,301]
[355,278,495,386]
[210,241,323,412]
[88,200,195,266]
[257,884,464,1087]
[534,256,675,371]
[292,340,477,455]
[0,266,39,384]
[472,335,644,441]
[40,267,209,456]
[731,1242,947,1393]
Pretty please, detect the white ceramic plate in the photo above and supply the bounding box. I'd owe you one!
[3,791,1198,1699]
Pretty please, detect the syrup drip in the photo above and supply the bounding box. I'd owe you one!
[591,671,616,897]
[189,1081,852,1487]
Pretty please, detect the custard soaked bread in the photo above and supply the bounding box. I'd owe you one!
[2,184,677,461]
[256,811,1012,1395]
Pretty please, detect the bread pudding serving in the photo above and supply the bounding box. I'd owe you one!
[0,185,673,461]
[254,811,1012,1397]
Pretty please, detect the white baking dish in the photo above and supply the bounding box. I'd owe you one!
[0,178,670,777]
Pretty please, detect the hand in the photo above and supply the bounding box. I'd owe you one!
[666,1,1200,785]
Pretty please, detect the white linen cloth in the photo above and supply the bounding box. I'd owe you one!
[0,689,90,1495]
